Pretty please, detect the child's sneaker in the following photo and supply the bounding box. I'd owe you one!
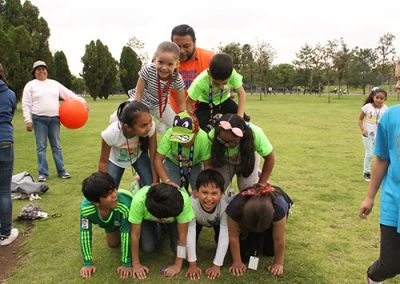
[38,175,47,182]
[0,228,19,246]
[363,173,371,182]
[61,171,71,179]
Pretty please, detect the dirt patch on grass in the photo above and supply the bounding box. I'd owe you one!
[0,226,31,283]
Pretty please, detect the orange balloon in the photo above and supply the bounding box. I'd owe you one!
[59,99,88,129]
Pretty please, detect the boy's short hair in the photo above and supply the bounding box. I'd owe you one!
[171,24,196,42]
[145,183,184,218]
[209,53,233,81]
[82,172,115,203]
[196,169,225,193]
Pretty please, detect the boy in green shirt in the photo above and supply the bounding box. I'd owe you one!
[154,111,211,194]
[79,172,132,279]
[186,53,249,131]
[128,183,195,279]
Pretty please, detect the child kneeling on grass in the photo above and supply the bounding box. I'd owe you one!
[154,111,211,194]
[186,169,229,280]
[226,183,293,277]
[128,183,194,279]
[79,172,133,279]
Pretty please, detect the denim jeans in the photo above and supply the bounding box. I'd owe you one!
[32,115,65,177]
[139,220,178,253]
[362,133,375,173]
[163,158,203,192]
[0,144,14,236]
[107,151,153,189]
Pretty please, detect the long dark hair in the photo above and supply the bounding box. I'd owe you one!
[363,87,387,106]
[211,113,255,177]
[117,100,150,152]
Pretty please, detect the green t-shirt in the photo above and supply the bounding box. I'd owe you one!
[188,69,243,104]
[209,123,273,163]
[80,189,133,267]
[156,128,211,166]
[128,186,194,224]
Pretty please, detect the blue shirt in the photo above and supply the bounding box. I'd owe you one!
[374,104,400,232]
[0,80,17,143]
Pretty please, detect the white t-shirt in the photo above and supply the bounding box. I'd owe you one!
[186,195,229,266]
[361,103,388,134]
[101,121,156,168]
[22,79,84,124]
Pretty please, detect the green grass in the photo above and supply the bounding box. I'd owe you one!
[6,93,400,283]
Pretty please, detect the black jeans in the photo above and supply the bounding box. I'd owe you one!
[194,98,250,132]
[367,224,400,282]
[240,228,274,263]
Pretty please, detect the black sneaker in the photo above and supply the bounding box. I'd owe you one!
[363,173,371,182]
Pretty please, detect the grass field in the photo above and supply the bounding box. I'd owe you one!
[4,93,400,283]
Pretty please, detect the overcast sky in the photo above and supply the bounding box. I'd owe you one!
[28,0,399,76]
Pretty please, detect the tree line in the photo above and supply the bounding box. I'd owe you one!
[0,0,398,100]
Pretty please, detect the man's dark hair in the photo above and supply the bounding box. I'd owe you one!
[171,24,196,42]
[146,183,184,218]
[82,172,116,203]
[209,53,233,80]
[196,169,225,193]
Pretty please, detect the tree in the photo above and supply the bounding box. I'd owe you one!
[375,33,396,87]
[331,38,352,94]
[253,41,275,98]
[54,50,72,88]
[71,75,87,95]
[0,0,54,98]
[81,39,117,100]
[218,42,243,73]
[293,44,314,94]
[127,36,149,64]
[241,44,256,92]
[347,48,378,94]
[270,64,296,94]
[119,46,141,94]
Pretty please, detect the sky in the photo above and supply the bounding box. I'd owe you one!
[27,0,400,76]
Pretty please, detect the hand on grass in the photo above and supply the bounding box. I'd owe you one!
[359,197,374,219]
[164,264,181,277]
[117,266,132,279]
[267,263,283,276]
[186,262,202,280]
[205,265,221,279]
[132,263,149,279]
[229,261,246,276]
[80,265,96,278]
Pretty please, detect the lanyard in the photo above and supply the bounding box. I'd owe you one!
[126,137,140,176]
[374,107,381,125]
[208,83,223,122]
[158,76,172,119]
[178,144,194,192]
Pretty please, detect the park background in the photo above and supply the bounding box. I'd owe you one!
[1,0,400,283]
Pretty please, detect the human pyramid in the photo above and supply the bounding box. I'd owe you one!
[81,24,287,280]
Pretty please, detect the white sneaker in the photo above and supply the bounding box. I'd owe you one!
[0,228,19,246]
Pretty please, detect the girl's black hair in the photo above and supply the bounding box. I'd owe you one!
[117,100,151,152]
[145,183,184,218]
[236,184,283,237]
[211,113,255,177]
[363,87,387,106]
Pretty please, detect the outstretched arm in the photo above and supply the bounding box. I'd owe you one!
[268,218,286,276]
[235,86,246,118]
[258,151,275,184]
[98,139,111,173]
[227,217,246,276]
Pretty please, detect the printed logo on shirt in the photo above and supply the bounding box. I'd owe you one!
[396,135,400,158]
[114,220,121,227]
[82,218,89,229]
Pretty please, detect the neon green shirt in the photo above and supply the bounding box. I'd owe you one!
[156,128,211,166]
[80,189,133,267]
[188,69,243,104]
[209,123,273,163]
[128,186,194,224]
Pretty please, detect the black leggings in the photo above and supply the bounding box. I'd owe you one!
[367,224,400,282]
